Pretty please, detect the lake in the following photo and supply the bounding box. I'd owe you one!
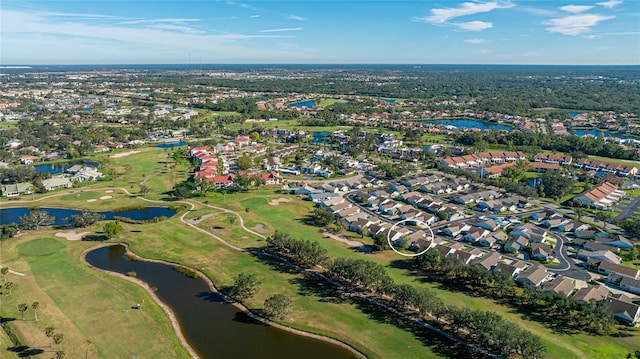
[0,207,177,226]
[421,119,511,131]
[85,245,355,359]
[290,100,315,108]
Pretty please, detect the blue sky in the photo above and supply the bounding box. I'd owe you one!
[1,1,638,64]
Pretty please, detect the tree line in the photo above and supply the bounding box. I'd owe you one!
[264,231,546,358]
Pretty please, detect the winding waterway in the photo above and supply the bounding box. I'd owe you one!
[85,245,356,359]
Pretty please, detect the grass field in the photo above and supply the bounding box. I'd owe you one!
[3,146,639,358]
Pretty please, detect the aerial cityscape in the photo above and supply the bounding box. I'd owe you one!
[1,1,639,359]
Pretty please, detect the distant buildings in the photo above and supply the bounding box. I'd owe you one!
[573,182,625,209]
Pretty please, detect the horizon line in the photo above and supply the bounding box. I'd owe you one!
[2,63,639,67]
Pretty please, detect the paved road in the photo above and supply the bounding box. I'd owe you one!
[615,194,640,220]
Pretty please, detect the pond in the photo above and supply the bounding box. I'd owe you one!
[421,119,511,131]
[85,245,355,359]
[574,129,637,141]
[0,207,177,226]
[155,141,188,148]
[34,159,100,175]
[289,100,315,108]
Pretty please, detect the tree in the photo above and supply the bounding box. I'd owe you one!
[53,333,64,350]
[1,267,8,282]
[18,303,28,320]
[233,175,252,191]
[264,294,293,319]
[45,327,55,348]
[249,131,260,142]
[594,210,612,229]
[70,210,105,228]
[231,272,261,300]
[237,155,253,170]
[4,281,13,296]
[103,221,123,240]
[19,209,55,230]
[32,301,40,321]
[310,206,334,226]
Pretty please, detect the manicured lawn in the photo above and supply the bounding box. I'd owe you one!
[316,98,347,107]
[0,232,190,358]
[16,237,66,256]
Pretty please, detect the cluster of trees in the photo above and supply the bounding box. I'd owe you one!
[537,170,575,200]
[457,131,638,161]
[414,251,615,334]
[265,231,329,267]
[68,210,104,228]
[617,218,640,237]
[230,273,293,320]
[0,166,49,184]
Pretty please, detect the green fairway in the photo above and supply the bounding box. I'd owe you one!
[16,238,66,256]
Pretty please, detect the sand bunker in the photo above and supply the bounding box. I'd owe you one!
[105,190,114,193]
[99,195,113,200]
[110,150,140,158]
[252,224,271,234]
[268,197,292,206]
[86,199,98,203]
[55,231,90,241]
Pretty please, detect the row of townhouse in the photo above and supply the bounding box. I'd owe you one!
[573,181,625,209]
[429,237,640,325]
[440,151,527,169]
[450,189,502,205]
[398,173,447,187]
[575,158,638,177]
[534,153,573,166]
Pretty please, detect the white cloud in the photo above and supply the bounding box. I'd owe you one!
[35,11,124,19]
[479,49,490,54]
[249,15,260,18]
[597,0,623,9]
[287,14,305,21]
[519,7,557,16]
[583,34,601,39]
[149,24,206,34]
[415,1,514,24]
[120,18,200,25]
[559,5,594,13]
[258,27,303,33]
[545,14,615,35]
[453,21,493,31]
[465,38,486,44]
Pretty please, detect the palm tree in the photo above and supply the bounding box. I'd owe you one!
[45,327,54,348]
[55,350,65,359]
[32,301,40,321]
[4,281,13,296]
[53,333,64,350]
[1,267,8,282]
[17,303,28,320]
[85,339,94,359]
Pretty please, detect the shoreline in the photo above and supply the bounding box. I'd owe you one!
[82,242,366,359]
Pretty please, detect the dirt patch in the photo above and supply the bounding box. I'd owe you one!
[323,230,373,252]
[86,199,97,203]
[110,150,141,158]
[268,197,292,206]
[55,230,90,241]
[252,224,271,234]
[187,213,216,225]
[99,195,113,200]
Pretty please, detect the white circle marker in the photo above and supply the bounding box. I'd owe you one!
[386,219,435,257]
